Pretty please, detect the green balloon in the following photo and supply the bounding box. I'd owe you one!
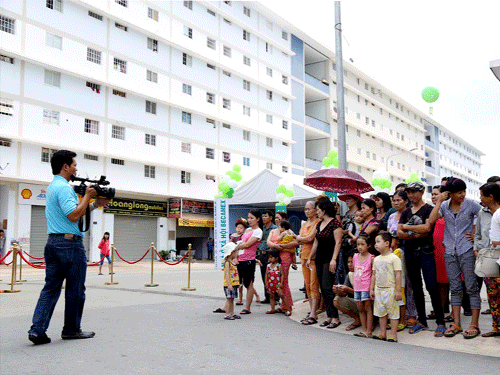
[421,87,440,103]
[322,157,332,167]
[284,189,294,198]
[234,173,242,182]
[332,157,339,168]
[328,150,338,159]
[219,182,230,193]
[233,165,241,172]
[371,178,381,187]
[277,185,287,194]
[227,188,234,199]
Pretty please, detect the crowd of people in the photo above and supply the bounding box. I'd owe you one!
[215,175,500,342]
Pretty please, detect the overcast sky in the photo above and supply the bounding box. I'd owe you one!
[260,0,500,181]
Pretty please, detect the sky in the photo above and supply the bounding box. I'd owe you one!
[260,0,500,181]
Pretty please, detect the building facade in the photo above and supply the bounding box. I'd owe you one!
[0,0,482,260]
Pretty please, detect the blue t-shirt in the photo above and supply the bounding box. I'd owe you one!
[46,175,83,236]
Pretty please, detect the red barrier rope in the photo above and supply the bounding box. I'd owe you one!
[87,255,107,267]
[17,252,46,269]
[114,248,150,264]
[23,251,45,260]
[0,250,13,265]
[154,249,190,266]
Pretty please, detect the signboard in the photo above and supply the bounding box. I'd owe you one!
[182,200,214,215]
[178,218,214,228]
[213,199,229,270]
[275,203,287,213]
[168,198,181,218]
[18,183,48,206]
[104,198,167,217]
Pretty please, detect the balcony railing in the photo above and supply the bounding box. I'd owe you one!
[305,115,330,133]
[305,73,329,94]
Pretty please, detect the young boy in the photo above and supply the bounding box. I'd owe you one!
[222,243,240,320]
[333,253,361,331]
[370,231,402,342]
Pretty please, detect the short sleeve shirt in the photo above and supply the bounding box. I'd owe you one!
[373,253,402,289]
[46,175,82,236]
[490,209,500,243]
[237,228,263,262]
[399,204,434,253]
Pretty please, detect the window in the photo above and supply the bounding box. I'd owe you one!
[46,0,62,12]
[43,109,59,124]
[41,148,57,163]
[223,152,231,163]
[223,98,231,110]
[182,83,192,95]
[266,162,272,170]
[146,100,156,114]
[243,80,251,91]
[243,6,251,16]
[111,125,125,140]
[282,75,288,85]
[356,130,361,137]
[181,171,191,184]
[0,54,14,64]
[84,119,99,134]
[266,137,273,147]
[88,11,102,20]
[115,0,127,6]
[87,48,101,64]
[243,130,251,141]
[206,148,214,159]
[357,148,361,155]
[115,22,127,31]
[182,53,192,67]
[357,166,362,173]
[266,114,273,123]
[84,154,98,161]
[206,118,216,127]
[182,111,191,124]
[243,106,250,116]
[365,117,369,125]
[266,67,273,77]
[372,153,376,161]
[207,37,216,50]
[223,18,232,25]
[207,63,215,70]
[46,33,62,49]
[243,157,250,166]
[372,120,375,127]
[282,31,288,40]
[282,142,289,147]
[146,70,158,83]
[0,15,15,34]
[206,92,215,104]
[147,38,158,52]
[145,133,156,146]
[223,46,231,57]
[0,99,13,116]
[243,56,251,66]
[222,123,231,129]
[266,90,273,101]
[44,70,61,87]
[266,42,273,54]
[113,58,126,73]
[86,81,100,93]
[148,7,159,21]
[0,137,11,147]
[181,142,191,153]
[223,70,231,77]
[282,166,289,173]
[243,30,251,41]
[207,9,216,16]
[282,120,288,129]
[111,158,125,165]
[366,151,370,158]
[183,26,192,39]
[183,1,193,9]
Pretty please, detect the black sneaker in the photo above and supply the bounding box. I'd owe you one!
[61,330,95,340]
[29,333,51,345]
[299,287,306,292]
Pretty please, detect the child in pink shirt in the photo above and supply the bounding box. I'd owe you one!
[353,234,374,338]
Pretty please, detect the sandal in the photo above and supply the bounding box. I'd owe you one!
[224,315,235,320]
[406,318,418,328]
[372,334,387,341]
[444,315,454,323]
[213,308,225,313]
[397,323,406,332]
[387,337,398,343]
[233,314,241,319]
[240,309,251,315]
[463,325,481,339]
[353,332,369,338]
[285,311,292,317]
[443,324,463,338]
[236,301,243,306]
[291,264,298,270]
[481,309,492,315]
[409,324,428,334]
[481,331,500,338]
[266,310,277,314]
[326,321,341,329]
[319,320,330,327]
[346,322,362,331]
[302,317,318,325]
[434,326,446,337]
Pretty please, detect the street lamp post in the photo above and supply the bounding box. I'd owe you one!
[386,147,418,171]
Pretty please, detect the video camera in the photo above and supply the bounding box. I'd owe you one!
[70,175,115,199]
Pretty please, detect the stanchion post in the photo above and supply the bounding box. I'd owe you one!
[17,245,27,283]
[3,244,21,293]
[105,243,118,285]
[181,243,196,291]
[145,242,159,287]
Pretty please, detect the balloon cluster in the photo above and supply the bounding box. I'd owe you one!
[275,179,295,206]
[215,165,242,199]
[406,173,421,184]
[371,168,392,194]
[322,150,339,169]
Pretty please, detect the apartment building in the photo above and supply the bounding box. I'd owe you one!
[0,1,482,260]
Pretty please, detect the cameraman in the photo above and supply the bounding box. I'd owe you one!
[28,150,111,345]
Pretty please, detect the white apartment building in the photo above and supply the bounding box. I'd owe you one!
[0,0,482,261]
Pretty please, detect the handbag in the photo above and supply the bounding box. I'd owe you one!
[474,247,500,278]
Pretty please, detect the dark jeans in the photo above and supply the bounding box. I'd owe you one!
[29,235,87,336]
[316,261,339,319]
[207,250,213,260]
[405,248,445,326]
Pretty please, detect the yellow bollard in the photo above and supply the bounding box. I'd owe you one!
[145,243,159,287]
[181,244,196,291]
[3,244,21,293]
[105,243,118,285]
[17,245,27,283]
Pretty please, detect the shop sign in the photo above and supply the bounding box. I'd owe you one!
[213,198,229,270]
[178,218,214,228]
[168,198,181,218]
[104,198,167,217]
[18,183,48,206]
[182,200,214,215]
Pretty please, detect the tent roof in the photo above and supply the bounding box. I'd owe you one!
[230,169,319,209]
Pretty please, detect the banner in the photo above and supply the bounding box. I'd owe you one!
[168,198,181,218]
[19,183,48,206]
[104,198,167,217]
[178,218,214,227]
[213,199,229,270]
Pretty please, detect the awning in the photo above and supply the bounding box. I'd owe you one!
[490,59,500,82]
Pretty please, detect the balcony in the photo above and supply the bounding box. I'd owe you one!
[305,158,322,171]
[305,73,329,94]
[305,115,330,134]
[425,139,437,150]
[425,164,438,175]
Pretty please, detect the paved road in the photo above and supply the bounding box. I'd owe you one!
[1,263,499,374]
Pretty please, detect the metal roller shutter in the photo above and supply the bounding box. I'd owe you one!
[30,206,48,259]
[113,215,157,261]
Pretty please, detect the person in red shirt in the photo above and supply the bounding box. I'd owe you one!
[98,232,111,275]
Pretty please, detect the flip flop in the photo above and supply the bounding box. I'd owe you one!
[346,322,362,331]
[213,308,225,313]
[409,324,428,334]
[434,326,446,337]
[266,310,277,314]
[240,309,251,315]
[233,314,241,319]
[236,302,243,306]
[387,337,398,343]
[319,320,330,327]
[353,332,369,338]
[302,317,318,325]
[463,326,481,340]
[481,309,492,315]
[443,324,462,338]
[397,323,406,332]
[224,315,235,320]
[481,331,500,337]
[372,334,387,341]
[326,321,341,329]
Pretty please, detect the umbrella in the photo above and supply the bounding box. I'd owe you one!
[303,168,374,195]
